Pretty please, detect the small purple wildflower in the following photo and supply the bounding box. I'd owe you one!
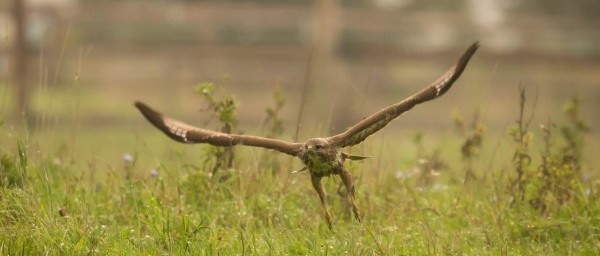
[123,153,133,163]
[150,168,159,178]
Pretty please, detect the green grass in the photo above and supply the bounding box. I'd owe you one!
[1,86,599,255]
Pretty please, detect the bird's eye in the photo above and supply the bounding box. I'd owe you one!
[315,144,323,150]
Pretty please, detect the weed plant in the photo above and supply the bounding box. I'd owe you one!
[194,80,239,178]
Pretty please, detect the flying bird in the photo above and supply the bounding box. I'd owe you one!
[135,42,479,229]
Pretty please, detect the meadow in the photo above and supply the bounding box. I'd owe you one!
[1,76,599,255]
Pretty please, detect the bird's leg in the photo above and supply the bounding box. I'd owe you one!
[338,166,362,222]
[311,174,333,229]
[336,181,352,218]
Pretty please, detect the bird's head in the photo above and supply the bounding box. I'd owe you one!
[304,138,331,156]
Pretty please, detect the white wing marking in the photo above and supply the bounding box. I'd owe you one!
[166,120,189,142]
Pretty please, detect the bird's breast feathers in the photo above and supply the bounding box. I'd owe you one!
[303,151,343,176]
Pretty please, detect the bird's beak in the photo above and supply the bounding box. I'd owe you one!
[307,145,313,150]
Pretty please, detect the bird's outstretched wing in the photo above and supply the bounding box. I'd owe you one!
[135,102,304,156]
[328,42,479,148]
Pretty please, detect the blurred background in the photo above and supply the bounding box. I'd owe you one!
[1,0,599,165]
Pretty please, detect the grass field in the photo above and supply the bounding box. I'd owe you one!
[1,80,599,255]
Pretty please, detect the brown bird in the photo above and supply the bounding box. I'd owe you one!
[135,42,479,229]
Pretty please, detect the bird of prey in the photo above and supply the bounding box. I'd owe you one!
[135,42,479,229]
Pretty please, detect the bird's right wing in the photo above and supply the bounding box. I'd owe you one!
[135,102,304,157]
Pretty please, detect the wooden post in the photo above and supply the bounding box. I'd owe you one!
[12,0,29,120]
[310,0,341,124]
[316,0,340,58]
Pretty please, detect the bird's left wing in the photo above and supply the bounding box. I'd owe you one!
[328,42,479,148]
[135,102,304,156]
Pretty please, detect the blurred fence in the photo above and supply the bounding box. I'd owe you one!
[3,1,598,82]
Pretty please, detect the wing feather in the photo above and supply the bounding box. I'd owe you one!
[328,42,479,148]
[135,102,303,156]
